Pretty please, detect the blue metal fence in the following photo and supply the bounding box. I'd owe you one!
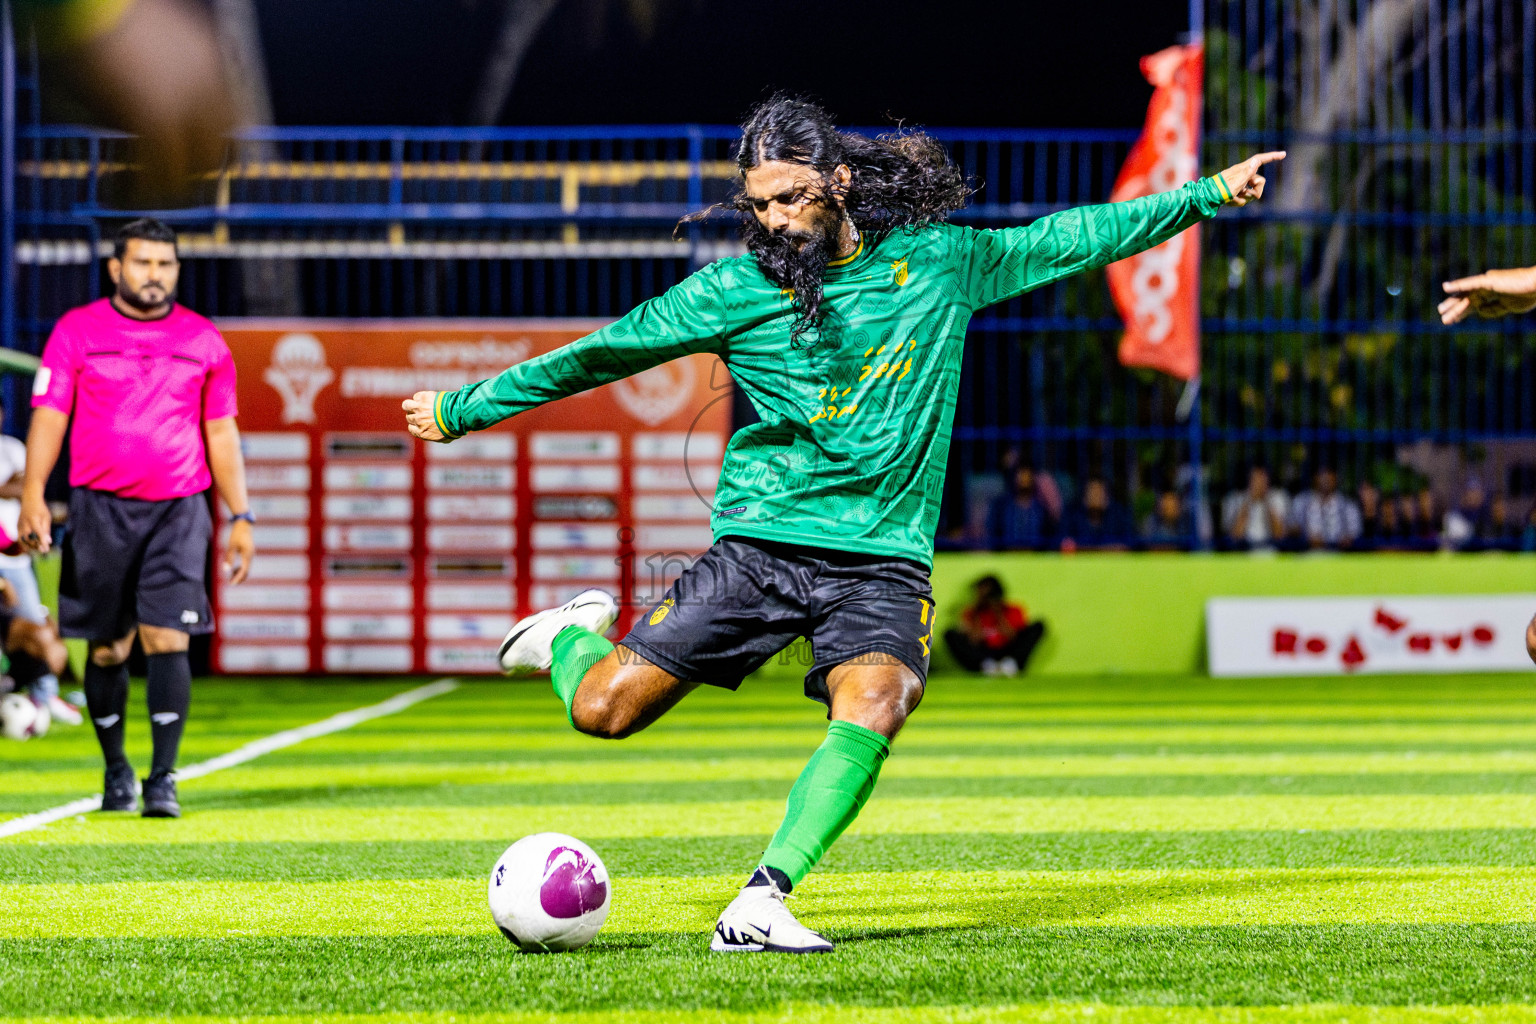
[6,0,1536,552]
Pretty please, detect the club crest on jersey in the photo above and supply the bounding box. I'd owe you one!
[648,598,675,626]
[891,260,909,286]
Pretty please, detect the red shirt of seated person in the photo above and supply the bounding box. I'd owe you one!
[943,575,1047,677]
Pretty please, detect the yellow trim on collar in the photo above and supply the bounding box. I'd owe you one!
[29,0,136,49]
[827,236,864,267]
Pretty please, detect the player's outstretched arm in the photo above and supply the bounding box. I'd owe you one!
[965,152,1284,308]
[1438,266,1536,325]
[417,267,727,440]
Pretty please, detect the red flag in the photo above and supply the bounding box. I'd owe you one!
[1109,43,1204,381]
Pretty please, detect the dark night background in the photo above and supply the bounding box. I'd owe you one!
[258,0,1190,127]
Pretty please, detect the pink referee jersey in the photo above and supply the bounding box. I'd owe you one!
[32,298,238,501]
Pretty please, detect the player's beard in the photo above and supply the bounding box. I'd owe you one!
[744,202,847,348]
[116,279,176,314]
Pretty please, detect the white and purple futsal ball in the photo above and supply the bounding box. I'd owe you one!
[488,833,611,952]
[0,693,47,741]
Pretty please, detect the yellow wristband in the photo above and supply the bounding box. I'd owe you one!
[432,392,459,440]
[1211,174,1234,203]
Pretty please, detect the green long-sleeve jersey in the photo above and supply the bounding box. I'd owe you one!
[436,176,1227,568]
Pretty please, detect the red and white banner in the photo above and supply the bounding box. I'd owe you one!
[1109,42,1204,382]
[213,320,730,675]
[1207,596,1536,676]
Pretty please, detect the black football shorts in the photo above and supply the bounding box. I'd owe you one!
[620,535,934,705]
[59,488,214,641]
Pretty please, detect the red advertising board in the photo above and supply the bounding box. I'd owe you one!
[213,320,731,675]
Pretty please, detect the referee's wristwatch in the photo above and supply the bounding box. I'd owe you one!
[230,511,257,525]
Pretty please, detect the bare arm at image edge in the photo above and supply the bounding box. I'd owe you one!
[1439,265,1536,324]
[205,416,255,585]
[20,407,69,553]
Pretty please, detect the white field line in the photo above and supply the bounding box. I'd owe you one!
[0,678,460,840]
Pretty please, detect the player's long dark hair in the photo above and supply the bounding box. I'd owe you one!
[735,94,972,233]
[681,95,973,345]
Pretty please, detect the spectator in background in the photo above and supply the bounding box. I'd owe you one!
[943,575,1046,677]
[1221,464,1290,551]
[1142,488,1193,551]
[1396,492,1423,547]
[1443,479,1487,550]
[985,464,1055,550]
[1291,466,1362,550]
[1356,481,1383,549]
[1414,487,1442,548]
[1522,505,1536,553]
[1000,448,1063,522]
[1480,495,1520,550]
[1376,497,1405,548]
[1060,477,1135,551]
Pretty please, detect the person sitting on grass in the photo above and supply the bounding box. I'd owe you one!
[942,575,1046,677]
[0,524,68,715]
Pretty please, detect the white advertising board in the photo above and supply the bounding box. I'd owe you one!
[1207,595,1536,676]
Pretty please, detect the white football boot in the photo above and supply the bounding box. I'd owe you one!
[47,695,84,727]
[710,867,833,953]
[498,589,618,674]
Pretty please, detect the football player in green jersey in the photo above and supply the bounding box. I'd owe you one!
[404,96,1283,953]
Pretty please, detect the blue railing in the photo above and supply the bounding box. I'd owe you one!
[8,118,1536,551]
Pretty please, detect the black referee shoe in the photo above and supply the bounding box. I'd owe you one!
[141,772,180,818]
[101,763,138,812]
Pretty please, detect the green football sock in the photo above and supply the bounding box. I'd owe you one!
[760,719,890,888]
[550,626,613,726]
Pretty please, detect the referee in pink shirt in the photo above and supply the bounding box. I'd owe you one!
[20,219,256,818]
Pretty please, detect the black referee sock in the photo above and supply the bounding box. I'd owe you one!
[146,653,192,777]
[83,661,130,771]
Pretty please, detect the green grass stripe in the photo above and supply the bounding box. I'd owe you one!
[18,750,1536,796]
[10,866,1536,938]
[14,794,1536,846]
[4,927,1536,1013]
[10,1008,1536,1024]
[14,829,1536,884]
[231,721,1536,750]
[10,717,1530,771]
[21,741,1536,777]
[20,771,1536,817]
[20,716,1532,763]
[185,697,1536,725]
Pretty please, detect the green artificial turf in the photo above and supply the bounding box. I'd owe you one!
[3,673,1536,1021]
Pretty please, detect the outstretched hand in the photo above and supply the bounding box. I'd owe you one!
[403,391,449,442]
[1215,151,1287,207]
[1438,266,1536,324]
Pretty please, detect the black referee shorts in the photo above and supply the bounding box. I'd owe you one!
[620,535,934,706]
[59,488,214,641]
